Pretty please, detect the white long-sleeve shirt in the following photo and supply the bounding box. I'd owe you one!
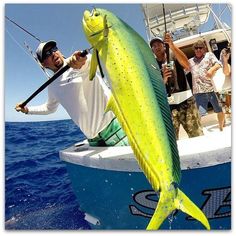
[27,54,115,139]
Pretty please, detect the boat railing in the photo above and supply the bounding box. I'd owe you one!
[141,4,231,42]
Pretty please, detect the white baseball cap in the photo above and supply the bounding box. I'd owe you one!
[36,40,57,62]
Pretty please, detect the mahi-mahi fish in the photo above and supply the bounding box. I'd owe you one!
[82,8,210,230]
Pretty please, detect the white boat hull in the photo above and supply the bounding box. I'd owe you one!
[60,124,231,229]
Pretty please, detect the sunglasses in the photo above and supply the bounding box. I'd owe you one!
[42,46,58,61]
[194,47,204,50]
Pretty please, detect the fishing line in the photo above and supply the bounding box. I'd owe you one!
[6,27,50,78]
[6,16,52,78]
[5,28,33,58]
[5,16,42,42]
[24,41,51,78]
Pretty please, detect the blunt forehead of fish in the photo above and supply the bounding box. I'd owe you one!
[84,11,103,26]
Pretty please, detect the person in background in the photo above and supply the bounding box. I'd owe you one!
[219,45,231,115]
[150,33,203,140]
[187,40,225,131]
[15,40,128,147]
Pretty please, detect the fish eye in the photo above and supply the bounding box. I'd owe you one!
[94,12,100,17]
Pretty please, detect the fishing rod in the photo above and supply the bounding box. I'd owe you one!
[162,4,172,97]
[19,48,92,108]
[162,4,170,64]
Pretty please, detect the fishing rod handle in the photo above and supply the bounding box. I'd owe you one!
[80,49,90,57]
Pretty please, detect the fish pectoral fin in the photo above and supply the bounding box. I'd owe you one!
[105,94,117,114]
[89,49,98,81]
[174,188,210,230]
[103,15,109,37]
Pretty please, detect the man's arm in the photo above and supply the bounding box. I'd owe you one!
[206,63,221,79]
[15,90,59,115]
[164,33,190,71]
[205,52,222,79]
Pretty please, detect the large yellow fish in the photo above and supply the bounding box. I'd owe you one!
[82,8,210,230]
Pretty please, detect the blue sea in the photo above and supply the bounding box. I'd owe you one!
[5,119,91,230]
[5,119,231,231]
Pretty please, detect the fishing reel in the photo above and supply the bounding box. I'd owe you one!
[165,61,174,71]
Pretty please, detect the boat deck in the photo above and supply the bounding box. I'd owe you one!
[179,110,231,139]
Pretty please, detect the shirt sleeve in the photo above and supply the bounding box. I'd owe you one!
[27,89,59,115]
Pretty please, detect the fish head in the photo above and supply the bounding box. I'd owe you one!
[83,8,109,47]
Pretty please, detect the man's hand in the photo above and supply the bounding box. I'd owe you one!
[66,51,87,69]
[15,102,28,114]
[163,32,174,48]
[221,48,230,62]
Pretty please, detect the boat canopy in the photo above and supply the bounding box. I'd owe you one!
[141,4,211,40]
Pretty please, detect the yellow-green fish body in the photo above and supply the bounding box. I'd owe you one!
[83,8,210,230]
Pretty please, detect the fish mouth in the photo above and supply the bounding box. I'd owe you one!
[83,9,101,37]
[83,9,112,38]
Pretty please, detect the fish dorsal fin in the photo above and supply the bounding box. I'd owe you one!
[89,49,98,81]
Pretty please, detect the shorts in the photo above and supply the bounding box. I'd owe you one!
[88,118,129,147]
[194,92,223,116]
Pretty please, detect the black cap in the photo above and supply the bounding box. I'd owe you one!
[149,37,164,47]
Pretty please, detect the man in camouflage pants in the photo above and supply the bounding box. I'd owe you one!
[150,34,203,139]
[171,98,203,139]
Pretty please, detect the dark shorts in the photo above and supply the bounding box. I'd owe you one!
[194,92,223,116]
[88,118,129,147]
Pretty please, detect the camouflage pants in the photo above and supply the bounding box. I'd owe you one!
[170,96,204,140]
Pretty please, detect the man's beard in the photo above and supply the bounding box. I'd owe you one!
[55,61,63,69]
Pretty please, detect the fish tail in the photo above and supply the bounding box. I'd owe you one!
[174,188,210,230]
[146,188,210,230]
[146,193,175,230]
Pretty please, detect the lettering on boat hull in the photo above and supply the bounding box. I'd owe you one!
[129,187,231,220]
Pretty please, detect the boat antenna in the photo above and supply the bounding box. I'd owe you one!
[5,16,42,42]
[162,4,172,97]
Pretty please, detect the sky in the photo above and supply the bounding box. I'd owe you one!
[4,2,232,122]
[4,3,148,122]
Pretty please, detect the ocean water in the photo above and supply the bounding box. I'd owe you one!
[5,119,91,230]
[5,119,231,230]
